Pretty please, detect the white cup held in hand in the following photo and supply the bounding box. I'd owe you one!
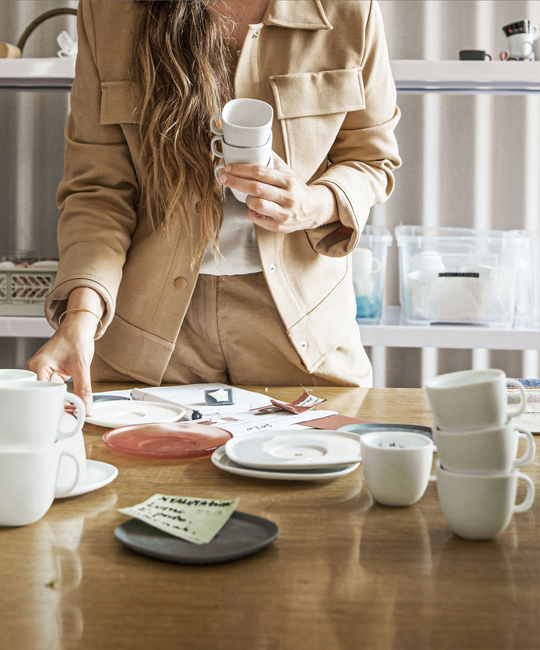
[0,440,81,526]
[436,461,535,540]
[213,134,274,203]
[432,422,536,474]
[425,369,526,432]
[360,432,434,507]
[210,98,273,148]
[0,381,86,449]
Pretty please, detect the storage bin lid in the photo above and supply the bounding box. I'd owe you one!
[395,225,523,246]
[358,225,392,246]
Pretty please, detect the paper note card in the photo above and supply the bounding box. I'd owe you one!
[119,494,240,545]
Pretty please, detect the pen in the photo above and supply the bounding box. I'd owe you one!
[130,388,203,420]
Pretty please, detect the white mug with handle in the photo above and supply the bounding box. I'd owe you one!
[210,98,273,148]
[0,381,86,449]
[213,134,274,203]
[0,440,81,526]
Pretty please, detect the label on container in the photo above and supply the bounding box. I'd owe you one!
[438,272,480,278]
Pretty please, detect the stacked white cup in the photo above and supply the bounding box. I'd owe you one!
[425,369,536,540]
[210,98,274,203]
[0,370,86,527]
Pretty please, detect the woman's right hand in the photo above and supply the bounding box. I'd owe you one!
[25,288,104,416]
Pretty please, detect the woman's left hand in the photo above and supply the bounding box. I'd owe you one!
[217,152,339,233]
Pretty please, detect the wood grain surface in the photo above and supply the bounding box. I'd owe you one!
[0,384,538,650]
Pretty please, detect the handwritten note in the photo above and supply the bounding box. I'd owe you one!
[119,494,240,545]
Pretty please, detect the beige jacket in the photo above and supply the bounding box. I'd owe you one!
[46,0,401,385]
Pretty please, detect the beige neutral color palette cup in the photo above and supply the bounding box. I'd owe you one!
[360,431,434,507]
[436,461,535,540]
[425,369,526,432]
[432,421,536,474]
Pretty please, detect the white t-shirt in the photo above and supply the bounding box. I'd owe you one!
[199,188,263,276]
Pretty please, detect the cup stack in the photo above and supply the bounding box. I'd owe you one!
[425,369,536,540]
[0,373,86,527]
[210,98,274,203]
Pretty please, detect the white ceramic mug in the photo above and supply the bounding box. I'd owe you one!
[0,381,85,449]
[425,369,526,432]
[507,30,539,58]
[436,461,535,540]
[210,98,273,148]
[432,422,536,474]
[360,432,434,507]
[352,247,381,279]
[0,440,81,526]
[56,429,87,493]
[0,369,37,384]
[213,134,274,203]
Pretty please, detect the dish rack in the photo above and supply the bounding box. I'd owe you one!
[0,267,56,316]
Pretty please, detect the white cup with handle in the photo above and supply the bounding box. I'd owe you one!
[425,369,526,432]
[436,461,535,540]
[213,134,274,203]
[210,98,273,148]
[432,422,536,474]
[360,431,434,507]
[0,381,85,449]
[0,439,81,526]
[0,369,37,384]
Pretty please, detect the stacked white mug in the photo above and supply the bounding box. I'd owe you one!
[210,98,274,203]
[0,371,86,527]
[425,369,536,540]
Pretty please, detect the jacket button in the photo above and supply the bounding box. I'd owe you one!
[252,31,259,39]
[300,341,308,350]
[269,264,276,272]
[174,277,187,290]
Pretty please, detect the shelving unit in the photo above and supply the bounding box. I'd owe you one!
[1,58,539,350]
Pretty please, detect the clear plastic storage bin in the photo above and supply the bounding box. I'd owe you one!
[510,230,540,328]
[352,225,392,324]
[395,226,523,327]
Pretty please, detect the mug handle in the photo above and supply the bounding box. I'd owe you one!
[513,472,535,514]
[514,427,536,468]
[211,135,224,158]
[500,51,509,61]
[531,25,539,40]
[506,379,526,419]
[57,393,86,441]
[371,258,381,275]
[209,111,223,136]
[485,53,492,60]
[54,451,81,498]
[214,162,225,183]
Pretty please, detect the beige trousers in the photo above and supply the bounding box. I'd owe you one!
[92,273,372,387]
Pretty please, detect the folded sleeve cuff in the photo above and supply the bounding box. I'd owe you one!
[307,166,373,257]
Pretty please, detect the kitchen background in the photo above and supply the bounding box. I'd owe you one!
[0,0,539,387]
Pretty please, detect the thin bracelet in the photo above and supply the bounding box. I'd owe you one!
[58,308,103,337]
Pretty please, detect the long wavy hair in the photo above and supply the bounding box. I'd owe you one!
[131,1,234,261]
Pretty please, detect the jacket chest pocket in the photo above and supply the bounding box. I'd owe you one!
[100,80,141,125]
[269,67,365,182]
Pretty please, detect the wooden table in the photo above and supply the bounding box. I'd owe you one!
[1,385,538,650]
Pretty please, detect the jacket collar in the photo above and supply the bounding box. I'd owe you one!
[263,0,333,31]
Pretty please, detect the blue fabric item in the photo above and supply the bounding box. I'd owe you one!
[510,379,540,388]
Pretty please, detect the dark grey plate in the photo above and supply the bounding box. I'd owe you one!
[114,511,279,565]
[338,422,433,440]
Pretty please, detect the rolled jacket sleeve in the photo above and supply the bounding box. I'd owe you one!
[45,0,138,337]
[308,1,401,257]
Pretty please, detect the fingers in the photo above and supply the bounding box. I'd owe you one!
[271,151,290,172]
[71,364,94,417]
[219,162,289,190]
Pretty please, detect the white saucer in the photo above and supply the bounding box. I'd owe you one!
[212,446,360,481]
[85,400,185,428]
[56,460,118,498]
[224,429,362,470]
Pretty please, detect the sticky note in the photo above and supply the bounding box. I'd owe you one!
[119,494,239,545]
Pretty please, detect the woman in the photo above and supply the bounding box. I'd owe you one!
[26,0,401,415]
